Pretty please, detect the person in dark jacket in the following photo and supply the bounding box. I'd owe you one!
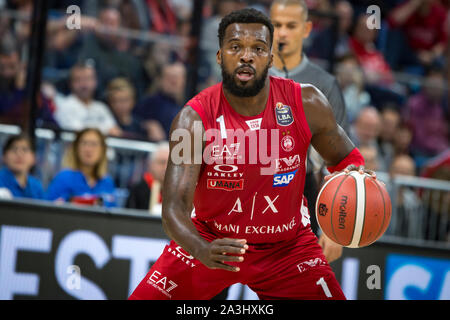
[126,142,169,214]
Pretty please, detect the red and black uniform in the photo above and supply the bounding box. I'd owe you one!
[129,76,346,300]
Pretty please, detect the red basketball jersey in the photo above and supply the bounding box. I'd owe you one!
[186,76,312,244]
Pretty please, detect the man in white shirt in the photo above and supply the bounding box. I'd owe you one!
[54,62,121,135]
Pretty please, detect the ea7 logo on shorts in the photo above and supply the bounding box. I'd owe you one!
[297,257,326,273]
[148,270,178,298]
[273,169,297,187]
[275,102,294,126]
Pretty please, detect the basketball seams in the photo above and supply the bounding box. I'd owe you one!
[348,172,366,248]
[357,175,369,247]
[346,174,357,247]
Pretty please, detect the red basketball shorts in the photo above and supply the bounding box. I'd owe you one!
[128,228,345,300]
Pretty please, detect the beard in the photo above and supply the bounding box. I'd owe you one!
[221,61,270,97]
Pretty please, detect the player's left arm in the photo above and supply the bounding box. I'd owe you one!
[301,84,371,178]
[302,84,371,262]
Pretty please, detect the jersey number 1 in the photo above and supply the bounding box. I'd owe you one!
[316,277,333,298]
[217,115,227,139]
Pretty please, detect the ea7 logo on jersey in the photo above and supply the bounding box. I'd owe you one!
[273,169,298,187]
[275,102,294,126]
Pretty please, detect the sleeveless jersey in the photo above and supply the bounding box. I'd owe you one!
[187,76,312,244]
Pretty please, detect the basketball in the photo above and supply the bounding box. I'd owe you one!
[315,171,391,248]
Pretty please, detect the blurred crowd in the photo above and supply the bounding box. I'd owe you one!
[0,0,448,239]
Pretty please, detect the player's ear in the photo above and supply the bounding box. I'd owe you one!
[269,52,274,68]
[216,49,222,65]
[303,21,313,39]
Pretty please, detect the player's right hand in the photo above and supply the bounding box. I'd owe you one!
[196,238,248,272]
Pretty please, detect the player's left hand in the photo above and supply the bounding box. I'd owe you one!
[318,233,342,263]
[324,165,376,182]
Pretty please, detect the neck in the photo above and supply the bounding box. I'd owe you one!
[76,95,92,105]
[80,165,96,181]
[14,171,28,188]
[223,78,271,117]
[117,113,132,125]
[273,50,303,71]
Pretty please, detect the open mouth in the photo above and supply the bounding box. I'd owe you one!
[235,67,255,82]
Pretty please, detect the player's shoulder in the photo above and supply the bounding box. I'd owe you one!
[187,82,223,105]
[300,83,335,131]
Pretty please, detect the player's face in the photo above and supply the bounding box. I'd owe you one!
[218,23,273,97]
[270,4,312,57]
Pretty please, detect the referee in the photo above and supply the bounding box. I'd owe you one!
[269,0,349,263]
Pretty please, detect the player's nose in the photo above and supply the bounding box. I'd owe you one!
[239,47,254,64]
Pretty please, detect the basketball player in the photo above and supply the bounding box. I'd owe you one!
[129,8,369,300]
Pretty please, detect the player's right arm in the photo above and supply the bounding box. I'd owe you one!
[161,106,247,272]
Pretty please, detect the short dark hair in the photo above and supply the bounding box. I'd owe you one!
[218,8,274,48]
[2,134,35,155]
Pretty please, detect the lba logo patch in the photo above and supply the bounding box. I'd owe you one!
[275,102,294,126]
[273,169,298,187]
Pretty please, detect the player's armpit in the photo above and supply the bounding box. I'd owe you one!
[301,84,355,167]
[161,106,208,259]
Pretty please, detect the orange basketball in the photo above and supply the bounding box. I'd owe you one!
[315,171,391,248]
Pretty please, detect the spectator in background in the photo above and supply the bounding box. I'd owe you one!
[78,6,147,97]
[46,128,117,207]
[378,105,401,169]
[349,13,394,86]
[349,106,381,147]
[393,122,414,157]
[0,134,44,200]
[0,36,26,117]
[402,65,449,167]
[146,0,178,34]
[309,0,354,63]
[0,36,58,129]
[388,154,425,238]
[54,62,121,135]
[335,54,371,123]
[359,144,380,172]
[106,78,147,140]
[135,61,186,141]
[349,106,387,171]
[387,0,447,72]
[126,142,169,215]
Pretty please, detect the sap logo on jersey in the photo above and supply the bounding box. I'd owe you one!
[273,169,298,187]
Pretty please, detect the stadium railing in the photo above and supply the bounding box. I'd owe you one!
[0,124,157,207]
[377,172,450,243]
